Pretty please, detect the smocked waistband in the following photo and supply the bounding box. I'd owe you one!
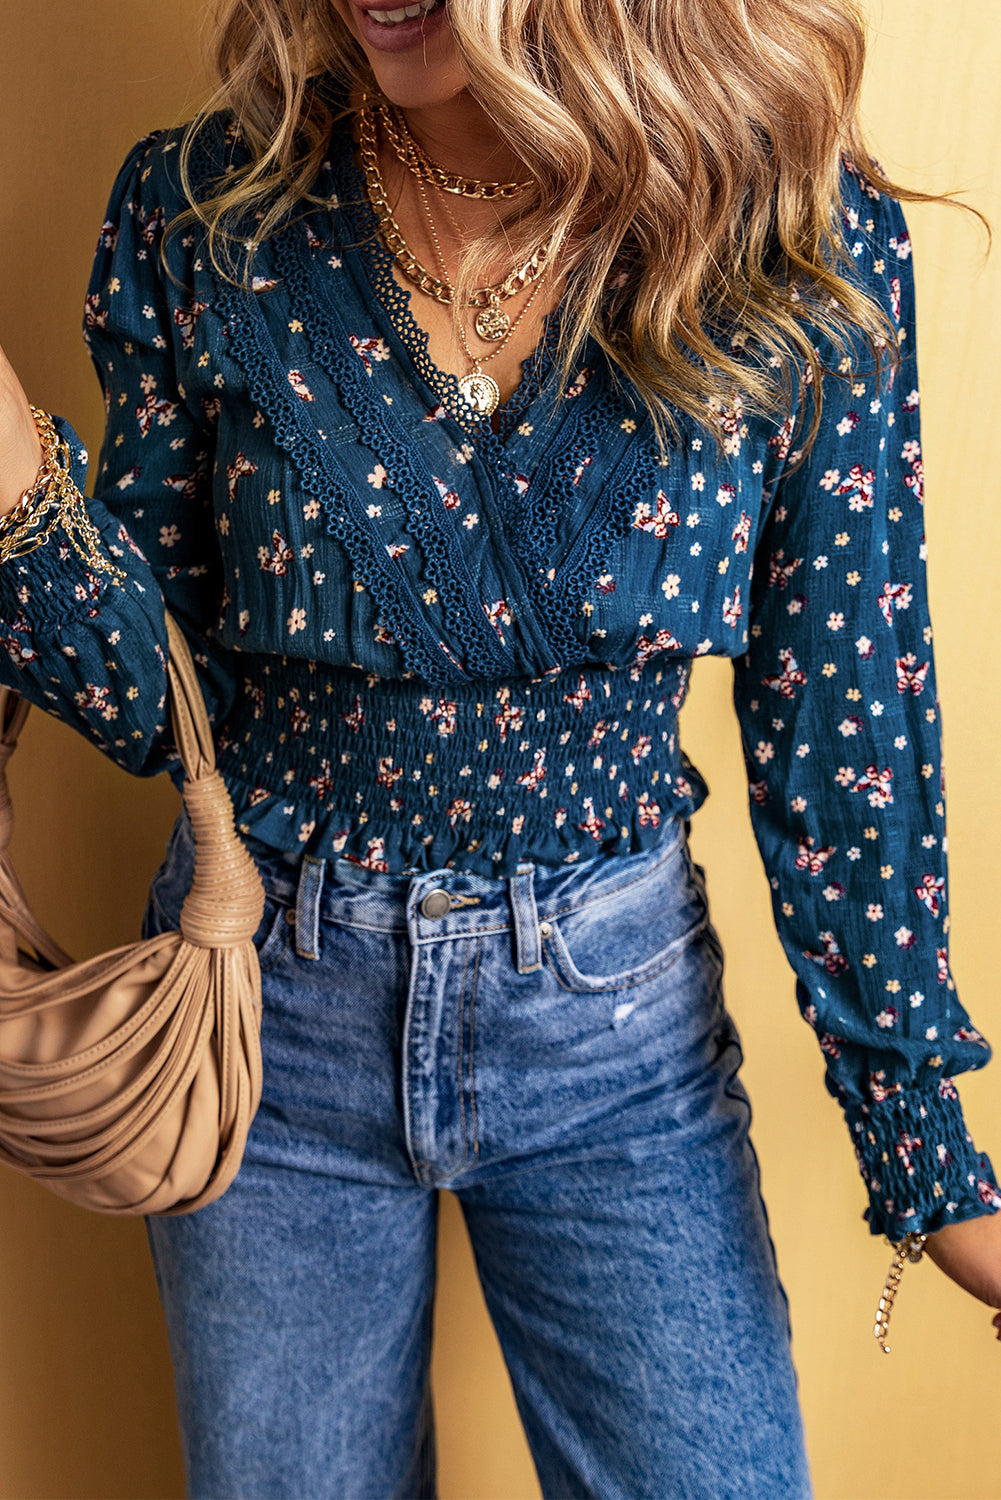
[236,810,690,937]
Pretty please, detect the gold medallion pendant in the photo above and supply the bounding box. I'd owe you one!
[474,303,511,342]
[458,371,501,416]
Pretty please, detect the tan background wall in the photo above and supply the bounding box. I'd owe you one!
[0,3,997,1496]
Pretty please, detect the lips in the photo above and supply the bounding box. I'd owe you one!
[354,0,449,53]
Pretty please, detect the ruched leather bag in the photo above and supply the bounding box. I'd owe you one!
[0,614,264,1215]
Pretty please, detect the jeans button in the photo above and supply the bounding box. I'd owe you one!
[420,889,451,920]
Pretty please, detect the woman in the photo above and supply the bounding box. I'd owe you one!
[0,0,999,1496]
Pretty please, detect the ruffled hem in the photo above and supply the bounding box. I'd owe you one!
[221,760,703,878]
[843,1086,1001,1238]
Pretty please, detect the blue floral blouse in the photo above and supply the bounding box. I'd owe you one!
[0,114,996,1241]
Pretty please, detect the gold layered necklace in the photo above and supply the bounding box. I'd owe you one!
[356,97,552,417]
[378,102,534,201]
[412,169,549,415]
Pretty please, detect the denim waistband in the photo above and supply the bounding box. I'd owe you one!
[257,814,686,916]
[164,808,692,968]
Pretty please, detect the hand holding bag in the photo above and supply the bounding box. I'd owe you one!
[0,613,264,1215]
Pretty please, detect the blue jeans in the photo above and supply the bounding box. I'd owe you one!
[142,810,812,1500]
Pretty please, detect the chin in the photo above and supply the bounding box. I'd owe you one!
[367,62,469,112]
[334,0,468,109]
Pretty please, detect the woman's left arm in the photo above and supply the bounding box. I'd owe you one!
[731,167,1001,1314]
[923,1212,1001,1318]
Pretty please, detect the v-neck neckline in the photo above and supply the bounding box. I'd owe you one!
[320,122,576,465]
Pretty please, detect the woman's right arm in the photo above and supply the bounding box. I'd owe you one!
[0,132,236,779]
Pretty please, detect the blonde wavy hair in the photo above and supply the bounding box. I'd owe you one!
[180,0,938,452]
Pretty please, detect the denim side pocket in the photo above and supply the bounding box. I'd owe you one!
[541,836,710,994]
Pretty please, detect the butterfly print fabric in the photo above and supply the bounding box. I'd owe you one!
[0,119,996,1240]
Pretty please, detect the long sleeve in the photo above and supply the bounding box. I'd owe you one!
[0,132,235,779]
[732,167,1000,1239]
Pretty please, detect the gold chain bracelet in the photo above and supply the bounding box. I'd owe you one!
[0,408,124,584]
[873,1230,927,1354]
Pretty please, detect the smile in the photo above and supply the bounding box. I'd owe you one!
[365,0,443,24]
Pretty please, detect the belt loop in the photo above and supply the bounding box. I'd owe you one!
[509,863,542,973]
[294,855,327,961]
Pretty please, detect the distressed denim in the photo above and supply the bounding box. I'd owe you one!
[142,810,813,1500]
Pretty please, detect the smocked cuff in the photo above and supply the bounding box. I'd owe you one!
[844,1083,1001,1239]
[0,413,127,631]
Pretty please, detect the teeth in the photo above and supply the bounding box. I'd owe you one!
[368,0,437,23]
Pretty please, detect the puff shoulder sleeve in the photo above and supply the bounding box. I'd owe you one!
[0,130,235,778]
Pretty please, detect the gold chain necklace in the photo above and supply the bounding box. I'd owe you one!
[430,189,513,341]
[412,170,549,416]
[388,106,540,345]
[380,102,534,199]
[356,100,551,317]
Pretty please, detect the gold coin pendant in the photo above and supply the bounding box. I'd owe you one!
[474,305,511,342]
[458,371,501,416]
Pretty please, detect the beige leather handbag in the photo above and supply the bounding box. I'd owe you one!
[0,614,264,1216]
